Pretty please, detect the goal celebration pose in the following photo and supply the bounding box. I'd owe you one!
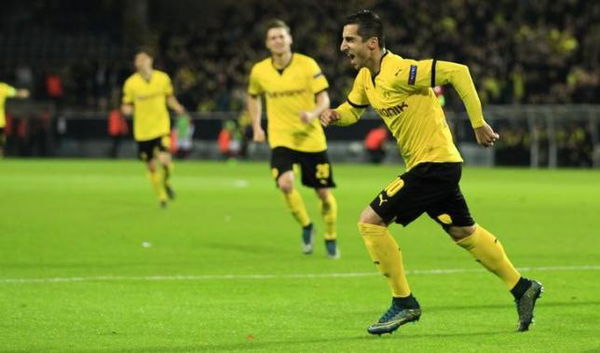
[320,10,542,335]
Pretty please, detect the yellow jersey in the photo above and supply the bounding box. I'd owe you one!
[123,70,173,141]
[336,51,485,170]
[0,82,17,128]
[248,53,329,152]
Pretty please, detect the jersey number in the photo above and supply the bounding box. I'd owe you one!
[315,163,330,179]
[384,177,404,197]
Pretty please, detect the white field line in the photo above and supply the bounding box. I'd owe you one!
[1,265,599,284]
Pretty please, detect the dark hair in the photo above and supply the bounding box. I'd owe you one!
[344,10,385,48]
[134,46,155,58]
[264,19,290,37]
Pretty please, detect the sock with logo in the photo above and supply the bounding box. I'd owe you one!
[358,223,411,297]
[319,192,338,240]
[456,225,521,289]
[148,171,167,202]
[282,189,311,227]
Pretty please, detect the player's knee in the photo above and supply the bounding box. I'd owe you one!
[278,179,294,193]
[146,161,156,173]
[446,225,476,240]
[158,152,171,165]
[358,206,386,226]
[315,188,329,201]
[277,171,294,193]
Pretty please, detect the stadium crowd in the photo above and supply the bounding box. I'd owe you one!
[0,0,599,111]
[0,0,598,166]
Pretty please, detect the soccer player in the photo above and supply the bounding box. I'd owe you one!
[0,82,29,157]
[320,10,542,334]
[247,19,339,258]
[122,48,185,208]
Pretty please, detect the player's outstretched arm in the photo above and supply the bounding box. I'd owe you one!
[16,89,29,99]
[434,61,500,147]
[435,61,484,127]
[301,90,330,124]
[320,101,365,128]
[247,94,265,142]
[474,123,500,147]
[167,95,185,114]
[319,109,340,127]
[121,103,133,116]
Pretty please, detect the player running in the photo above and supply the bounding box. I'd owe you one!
[320,10,542,334]
[247,20,339,258]
[0,82,29,157]
[122,48,185,208]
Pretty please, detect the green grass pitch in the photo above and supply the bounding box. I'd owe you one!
[1,159,599,353]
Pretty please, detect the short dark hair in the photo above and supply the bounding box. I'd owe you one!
[134,46,155,58]
[344,10,385,48]
[264,19,290,37]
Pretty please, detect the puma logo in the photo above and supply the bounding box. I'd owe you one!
[378,193,388,206]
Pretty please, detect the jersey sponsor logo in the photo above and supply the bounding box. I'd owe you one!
[408,65,417,85]
[135,92,163,101]
[374,102,408,117]
[266,89,307,98]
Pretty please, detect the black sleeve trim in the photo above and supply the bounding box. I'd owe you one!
[431,59,437,87]
[347,97,369,108]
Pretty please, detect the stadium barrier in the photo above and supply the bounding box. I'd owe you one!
[4,102,599,168]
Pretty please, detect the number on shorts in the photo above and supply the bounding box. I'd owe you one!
[384,177,404,197]
[315,163,330,179]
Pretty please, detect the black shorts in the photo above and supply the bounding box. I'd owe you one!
[270,146,336,188]
[137,135,170,161]
[370,162,474,227]
[0,128,4,147]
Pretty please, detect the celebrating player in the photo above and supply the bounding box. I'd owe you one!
[320,10,542,334]
[122,48,185,208]
[247,20,339,258]
[0,82,29,157]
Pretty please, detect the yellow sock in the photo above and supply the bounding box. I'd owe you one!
[319,193,338,240]
[148,171,167,201]
[358,223,411,297]
[161,163,173,189]
[456,225,521,289]
[282,189,311,227]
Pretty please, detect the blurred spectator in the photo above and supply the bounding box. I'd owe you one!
[29,110,52,157]
[15,65,34,91]
[2,0,599,110]
[364,125,388,164]
[107,108,129,158]
[434,86,446,107]
[172,113,195,159]
[237,107,253,159]
[217,120,241,159]
[495,125,530,166]
[557,122,592,167]
[45,72,64,111]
